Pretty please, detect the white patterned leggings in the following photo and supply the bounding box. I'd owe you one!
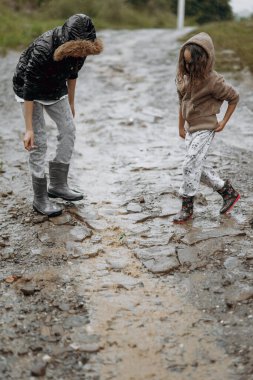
[21,98,75,178]
[179,130,225,197]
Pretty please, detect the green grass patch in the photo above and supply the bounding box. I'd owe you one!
[181,19,253,73]
[0,6,63,53]
[0,1,176,53]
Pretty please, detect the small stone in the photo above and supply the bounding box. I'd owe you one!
[31,361,47,377]
[127,203,142,213]
[33,215,48,224]
[50,213,72,225]
[69,226,92,242]
[20,284,37,296]
[224,257,240,270]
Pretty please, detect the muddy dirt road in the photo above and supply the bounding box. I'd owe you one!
[0,29,253,380]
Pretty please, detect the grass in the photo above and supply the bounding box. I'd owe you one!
[0,7,63,53]
[180,19,253,73]
[1,0,253,76]
[0,1,176,54]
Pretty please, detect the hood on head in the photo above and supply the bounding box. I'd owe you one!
[53,14,103,61]
[62,14,97,42]
[180,32,215,71]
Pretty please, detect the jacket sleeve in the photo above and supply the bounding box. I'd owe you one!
[23,40,52,101]
[68,58,86,80]
[212,74,239,105]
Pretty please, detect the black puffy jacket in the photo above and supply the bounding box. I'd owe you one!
[13,14,100,101]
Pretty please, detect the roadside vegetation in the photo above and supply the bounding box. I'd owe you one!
[181,18,253,73]
[0,0,252,74]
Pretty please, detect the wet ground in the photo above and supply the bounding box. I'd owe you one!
[0,29,253,380]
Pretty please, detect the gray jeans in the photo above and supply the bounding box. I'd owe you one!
[21,98,75,178]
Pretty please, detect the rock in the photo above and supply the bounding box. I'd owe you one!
[33,215,48,224]
[225,285,253,305]
[70,342,102,353]
[57,303,70,312]
[177,247,199,266]
[144,255,180,274]
[0,355,7,372]
[69,226,92,242]
[182,228,246,246]
[31,361,47,377]
[50,213,72,225]
[134,246,180,274]
[106,256,130,270]
[127,203,142,213]
[20,284,37,296]
[224,257,240,270]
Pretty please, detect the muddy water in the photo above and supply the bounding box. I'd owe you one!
[0,29,253,380]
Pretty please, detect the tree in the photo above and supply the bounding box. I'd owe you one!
[170,0,233,24]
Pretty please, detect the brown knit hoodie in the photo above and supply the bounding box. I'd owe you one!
[177,32,239,132]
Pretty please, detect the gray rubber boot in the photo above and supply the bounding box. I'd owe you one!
[32,175,63,217]
[48,161,83,201]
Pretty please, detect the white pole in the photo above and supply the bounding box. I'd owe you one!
[177,0,185,30]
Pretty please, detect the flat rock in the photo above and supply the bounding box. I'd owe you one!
[69,226,92,242]
[224,257,241,270]
[134,246,180,274]
[50,213,72,225]
[143,255,180,274]
[177,247,199,266]
[181,228,246,246]
[225,285,253,305]
[127,203,142,213]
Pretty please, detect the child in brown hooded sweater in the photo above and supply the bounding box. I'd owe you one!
[174,32,240,223]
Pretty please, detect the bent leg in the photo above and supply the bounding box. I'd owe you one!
[179,130,215,197]
[200,166,225,191]
[22,102,47,178]
[45,98,76,163]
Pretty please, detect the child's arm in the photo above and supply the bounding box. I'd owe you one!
[215,103,237,132]
[212,74,239,133]
[67,79,76,118]
[23,100,36,151]
[179,105,186,139]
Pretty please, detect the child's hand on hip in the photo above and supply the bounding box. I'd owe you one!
[215,120,226,132]
[179,129,186,139]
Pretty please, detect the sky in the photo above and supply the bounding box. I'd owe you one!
[230,0,253,15]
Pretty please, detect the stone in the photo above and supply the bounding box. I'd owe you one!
[177,247,199,266]
[143,256,180,274]
[224,257,240,270]
[181,228,246,246]
[127,203,142,213]
[50,213,72,225]
[20,284,37,296]
[225,285,253,305]
[69,226,92,242]
[31,361,47,377]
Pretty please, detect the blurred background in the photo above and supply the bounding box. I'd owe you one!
[0,0,253,73]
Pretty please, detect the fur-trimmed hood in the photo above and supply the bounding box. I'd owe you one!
[54,38,103,61]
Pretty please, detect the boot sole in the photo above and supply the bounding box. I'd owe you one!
[221,194,241,214]
[33,205,62,217]
[48,192,83,202]
[173,215,193,224]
